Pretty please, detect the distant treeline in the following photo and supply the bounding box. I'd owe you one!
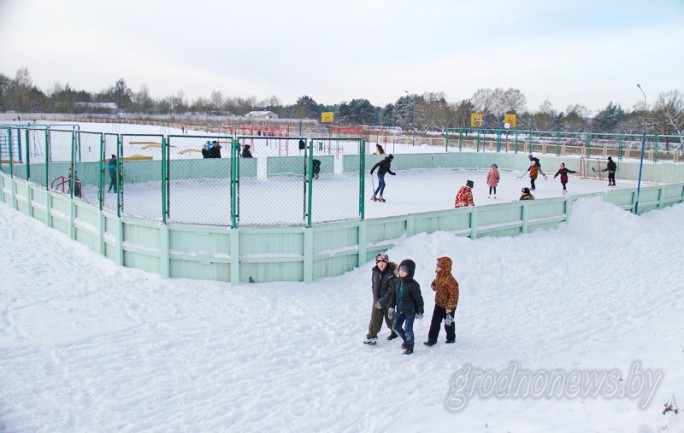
[1,68,683,143]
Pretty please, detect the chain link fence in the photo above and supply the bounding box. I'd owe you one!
[166,135,232,225]
[2,127,368,227]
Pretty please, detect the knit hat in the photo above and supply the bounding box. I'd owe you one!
[375,253,389,264]
[466,180,474,188]
[388,154,394,160]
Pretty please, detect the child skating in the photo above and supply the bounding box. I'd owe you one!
[553,163,577,194]
[486,164,500,198]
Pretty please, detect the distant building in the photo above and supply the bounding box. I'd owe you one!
[245,110,279,119]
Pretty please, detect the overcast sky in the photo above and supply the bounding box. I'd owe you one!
[1,0,683,113]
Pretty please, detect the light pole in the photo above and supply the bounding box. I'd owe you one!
[634,84,647,214]
[405,90,416,146]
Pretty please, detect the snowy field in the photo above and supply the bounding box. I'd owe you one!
[1,197,683,432]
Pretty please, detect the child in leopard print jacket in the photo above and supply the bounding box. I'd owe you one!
[424,256,459,346]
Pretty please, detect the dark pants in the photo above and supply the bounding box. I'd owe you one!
[366,299,392,339]
[608,171,616,185]
[392,312,416,345]
[530,177,537,190]
[561,181,567,191]
[426,305,455,343]
[108,170,117,192]
[489,186,496,195]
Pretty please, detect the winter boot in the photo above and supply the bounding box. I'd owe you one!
[378,196,385,202]
[364,337,378,345]
[401,338,408,350]
[423,341,436,347]
[403,344,414,355]
[387,331,399,340]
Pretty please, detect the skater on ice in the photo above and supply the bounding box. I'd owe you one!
[370,154,396,202]
[553,163,576,194]
[602,156,617,186]
[486,164,500,199]
[521,156,542,190]
[528,154,547,179]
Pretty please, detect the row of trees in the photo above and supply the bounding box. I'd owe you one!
[1,68,682,145]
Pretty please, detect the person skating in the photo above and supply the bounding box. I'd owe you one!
[528,154,547,179]
[553,163,577,194]
[602,156,617,186]
[370,154,396,202]
[364,253,398,345]
[424,256,459,347]
[486,164,500,198]
[380,259,424,355]
[454,180,475,208]
[521,157,540,190]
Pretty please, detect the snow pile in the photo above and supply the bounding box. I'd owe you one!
[1,198,683,433]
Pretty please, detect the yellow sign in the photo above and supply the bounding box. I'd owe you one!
[504,114,517,128]
[470,113,483,127]
[321,112,334,123]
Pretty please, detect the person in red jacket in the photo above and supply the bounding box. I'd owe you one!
[454,180,475,208]
[424,256,459,346]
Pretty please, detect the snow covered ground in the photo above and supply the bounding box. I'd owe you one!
[1,196,683,432]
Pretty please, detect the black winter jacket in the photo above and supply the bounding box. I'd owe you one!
[371,262,396,300]
[370,157,395,176]
[380,259,424,315]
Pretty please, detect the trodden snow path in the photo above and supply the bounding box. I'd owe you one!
[1,198,683,433]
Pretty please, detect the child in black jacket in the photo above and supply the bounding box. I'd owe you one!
[380,259,424,355]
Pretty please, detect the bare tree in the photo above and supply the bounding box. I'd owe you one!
[14,67,33,112]
[210,90,224,111]
[654,90,684,150]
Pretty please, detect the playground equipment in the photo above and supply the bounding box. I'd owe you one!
[51,174,82,198]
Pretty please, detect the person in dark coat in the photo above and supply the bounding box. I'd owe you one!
[602,156,617,186]
[364,253,398,345]
[519,187,535,200]
[370,154,396,202]
[380,258,424,355]
[208,140,222,158]
[242,144,253,158]
[553,163,577,194]
[107,154,120,193]
[201,141,210,158]
[312,159,321,179]
[424,256,459,346]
